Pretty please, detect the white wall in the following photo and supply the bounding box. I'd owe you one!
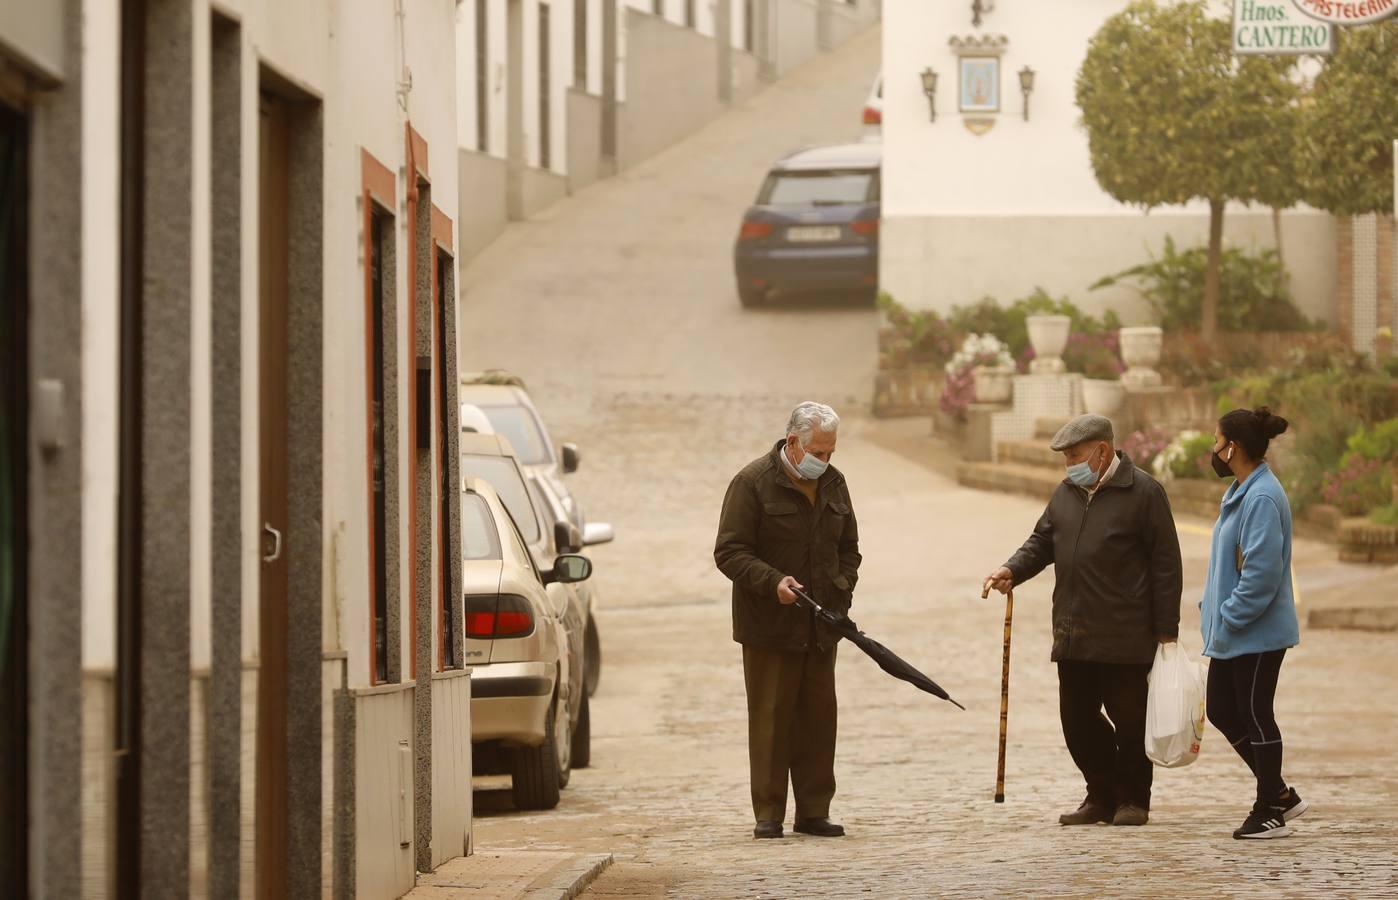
[880,0,1336,321]
[80,0,120,674]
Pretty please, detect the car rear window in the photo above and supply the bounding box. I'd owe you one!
[479,404,551,466]
[460,492,502,560]
[459,455,541,543]
[759,169,878,206]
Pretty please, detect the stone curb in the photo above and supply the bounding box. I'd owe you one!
[522,853,613,900]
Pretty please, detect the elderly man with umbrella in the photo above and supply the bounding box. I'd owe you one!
[715,401,860,840]
[984,414,1182,827]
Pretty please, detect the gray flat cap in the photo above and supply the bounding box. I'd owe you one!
[1049,414,1114,452]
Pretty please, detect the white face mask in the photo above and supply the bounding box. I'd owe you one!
[789,439,829,480]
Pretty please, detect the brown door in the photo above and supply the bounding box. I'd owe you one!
[256,93,291,899]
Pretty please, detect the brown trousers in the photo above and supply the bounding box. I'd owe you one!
[742,644,838,823]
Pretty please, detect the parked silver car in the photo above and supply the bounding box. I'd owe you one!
[459,432,594,772]
[461,477,592,810]
[459,373,612,698]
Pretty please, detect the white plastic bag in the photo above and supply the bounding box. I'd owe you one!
[1144,642,1206,768]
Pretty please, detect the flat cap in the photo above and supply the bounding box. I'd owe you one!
[1049,414,1114,452]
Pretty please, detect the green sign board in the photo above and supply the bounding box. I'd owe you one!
[1233,0,1335,54]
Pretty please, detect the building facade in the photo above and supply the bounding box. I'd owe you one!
[879,0,1338,325]
[455,0,882,260]
[3,0,471,897]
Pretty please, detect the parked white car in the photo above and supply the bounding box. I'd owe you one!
[461,477,592,810]
[862,73,882,139]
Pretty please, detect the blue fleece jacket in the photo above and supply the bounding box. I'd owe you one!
[1200,463,1300,659]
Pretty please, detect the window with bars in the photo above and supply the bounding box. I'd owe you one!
[476,0,489,152]
[539,2,551,170]
[574,0,587,87]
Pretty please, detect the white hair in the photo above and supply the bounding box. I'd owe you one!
[786,401,840,448]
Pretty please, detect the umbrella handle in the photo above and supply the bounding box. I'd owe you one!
[790,584,825,614]
[995,589,1014,803]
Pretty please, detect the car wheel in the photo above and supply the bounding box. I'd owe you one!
[738,283,767,307]
[510,694,569,810]
[584,616,601,697]
[570,688,591,769]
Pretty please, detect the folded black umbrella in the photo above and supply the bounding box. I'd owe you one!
[792,586,964,710]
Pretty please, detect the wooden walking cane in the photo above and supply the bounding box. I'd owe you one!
[983,584,1013,803]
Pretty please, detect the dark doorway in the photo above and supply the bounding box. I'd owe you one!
[0,99,31,897]
[435,249,456,669]
[370,209,390,684]
[256,91,291,900]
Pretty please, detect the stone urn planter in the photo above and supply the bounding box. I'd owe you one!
[973,365,1015,404]
[1120,326,1164,389]
[1026,315,1072,375]
[1081,378,1127,417]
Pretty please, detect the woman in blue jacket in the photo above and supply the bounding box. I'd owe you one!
[1200,407,1304,840]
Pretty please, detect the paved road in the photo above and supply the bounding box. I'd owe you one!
[457,26,1398,899]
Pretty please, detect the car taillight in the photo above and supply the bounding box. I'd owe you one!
[738,220,773,241]
[862,106,881,125]
[464,594,535,639]
[851,218,879,237]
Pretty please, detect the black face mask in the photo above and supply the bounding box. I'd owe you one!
[1211,443,1234,479]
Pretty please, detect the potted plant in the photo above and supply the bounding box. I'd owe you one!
[1026,314,1072,374]
[1066,331,1126,415]
[942,333,1016,412]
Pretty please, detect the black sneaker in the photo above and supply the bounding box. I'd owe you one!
[1233,801,1291,840]
[1277,787,1309,822]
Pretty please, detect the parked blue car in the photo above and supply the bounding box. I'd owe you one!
[733,141,881,307]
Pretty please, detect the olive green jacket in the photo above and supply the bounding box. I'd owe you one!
[715,441,862,652]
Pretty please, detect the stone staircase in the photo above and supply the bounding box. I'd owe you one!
[958,418,1228,520]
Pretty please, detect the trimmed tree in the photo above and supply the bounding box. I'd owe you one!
[1076,0,1300,344]
[1300,19,1398,217]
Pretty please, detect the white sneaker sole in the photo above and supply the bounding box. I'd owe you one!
[1236,824,1292,839]
[1283,798,1309,822]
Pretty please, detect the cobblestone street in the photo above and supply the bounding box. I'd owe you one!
[456,23,1398,900]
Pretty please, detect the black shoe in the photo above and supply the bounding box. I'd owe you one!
[1277,787,1309,822]
[1059,798,1114,826]
[793,817,845,837]
[1234,801,1291,840]
[753,820,783,839]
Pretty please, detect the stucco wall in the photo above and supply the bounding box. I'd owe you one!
[880,0,1336,323]
[566,88,604,193]
[880,211,1338,325]
[459,149,510,262]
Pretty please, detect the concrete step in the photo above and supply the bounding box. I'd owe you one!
[997,440,1061,469]
[957,460,1062,502]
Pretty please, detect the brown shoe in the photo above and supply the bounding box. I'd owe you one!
[1112,804,1149,826]
[753,820,783,839]
[1059,799,1114,826]
[793,817,845,837]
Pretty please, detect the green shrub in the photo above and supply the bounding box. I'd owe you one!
[1214,372,1398,510]
[877,293,959,368]
[1371,504,1398,527]
[1345,418,1398,463]
[1091,236,1311,333]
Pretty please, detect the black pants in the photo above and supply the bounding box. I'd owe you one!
[1206,649,1288,802]
[1057,660,1153,810]
[742,644,838,823]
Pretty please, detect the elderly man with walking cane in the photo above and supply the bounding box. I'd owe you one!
[983,414,1182,827]
[715,401,861,840]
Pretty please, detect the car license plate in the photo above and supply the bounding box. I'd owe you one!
[786,225,841,242]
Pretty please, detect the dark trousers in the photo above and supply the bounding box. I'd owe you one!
[1057,660,1153,810]
[1206,649,1288,802]
[742,644,837,823]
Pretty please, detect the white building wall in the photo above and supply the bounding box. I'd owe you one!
[80,0,121,675]
[880,0,1336,323]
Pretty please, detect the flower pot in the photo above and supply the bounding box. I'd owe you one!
[973,365,1015,404]
[1026,315,1072,375]
[1081,377,1127,417]
[1119,326,1163,389]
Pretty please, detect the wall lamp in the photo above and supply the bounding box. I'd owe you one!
[920,67,938,123]
[1018,66,1036,121]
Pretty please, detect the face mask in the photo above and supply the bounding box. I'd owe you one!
[1066,446,1103,487]
[1211,443,1235,479]
[790,442,829,480]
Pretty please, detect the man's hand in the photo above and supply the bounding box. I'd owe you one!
[776,575,803,605]
[982,566,1014,597]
